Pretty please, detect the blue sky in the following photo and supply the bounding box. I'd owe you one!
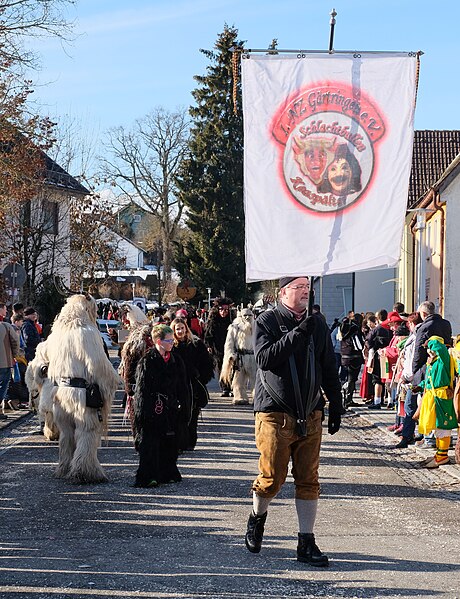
[29,0,459,153]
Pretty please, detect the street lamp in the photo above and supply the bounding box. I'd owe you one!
[206,288,211,312]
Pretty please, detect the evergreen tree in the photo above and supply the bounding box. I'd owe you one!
[176,25,247,302]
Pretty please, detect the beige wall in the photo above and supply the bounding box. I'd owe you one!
[424,208,444,312]
[397,215,415,314]
[443,175,460,333]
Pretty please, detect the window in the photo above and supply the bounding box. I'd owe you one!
[342,287,353,315]
[42,199,59,235]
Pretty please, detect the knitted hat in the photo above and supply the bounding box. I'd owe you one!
[279,276,309,288]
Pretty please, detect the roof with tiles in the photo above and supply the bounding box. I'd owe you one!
[43,153,90,196]
[1,134,90,196]
[408,130,460,208]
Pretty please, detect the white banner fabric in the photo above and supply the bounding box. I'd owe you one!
[242,53,417,282]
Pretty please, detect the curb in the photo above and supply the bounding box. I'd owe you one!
[350,406,460,483]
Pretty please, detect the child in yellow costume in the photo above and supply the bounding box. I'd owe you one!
[418,336,458,468]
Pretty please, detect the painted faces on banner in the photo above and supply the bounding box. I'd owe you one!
[272,83,386,214]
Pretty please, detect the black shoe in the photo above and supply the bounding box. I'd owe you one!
[393,438,414,449]
[132,479,158,488]
[245,510,267,553]
[221,390,230,397]
[297,533,329,567]
[345,400,360,407]
[367,404,381,410]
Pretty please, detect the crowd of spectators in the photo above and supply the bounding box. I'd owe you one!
[331,301,459,466]
[0,302,44,418]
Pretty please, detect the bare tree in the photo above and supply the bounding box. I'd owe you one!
[1,0,75,216]
[47,113,101,187]
[0,0,75,69]
[0,0,79,312]
[44,115,128,291]
[100,107,189,286]
[69,194,126,290]
[0,64,55,214]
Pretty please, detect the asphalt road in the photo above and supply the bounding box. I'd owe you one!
[1,390,459,599]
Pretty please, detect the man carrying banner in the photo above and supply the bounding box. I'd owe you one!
[245,276,343,566]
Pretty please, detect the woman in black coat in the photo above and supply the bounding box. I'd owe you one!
[133,324,190,488]
[171,318,214,450]
[204,303,232,396]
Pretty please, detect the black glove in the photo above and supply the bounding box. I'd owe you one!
[327,405,342,435]
[298,315,316,337]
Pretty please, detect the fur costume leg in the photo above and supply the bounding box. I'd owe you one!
[44,412,60,442]
[54,401,76,478]
[232,369,249,405]
[39,380,59,442]
[69,412,107,483]
[25,342,60,442]
[232,354,256,405]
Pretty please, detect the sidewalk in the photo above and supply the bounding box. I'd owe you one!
[345,397,460,481]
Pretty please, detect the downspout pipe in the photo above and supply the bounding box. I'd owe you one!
[433,190,445,314]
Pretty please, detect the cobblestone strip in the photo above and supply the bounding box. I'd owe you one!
[342,413,460,498]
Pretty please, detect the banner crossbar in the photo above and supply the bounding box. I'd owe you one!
[231,48,423,57]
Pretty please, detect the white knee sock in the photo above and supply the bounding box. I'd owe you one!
[253,493,272,515]
[295,498,318,534]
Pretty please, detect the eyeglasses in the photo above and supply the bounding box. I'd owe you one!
[286,285,310,291]
[161,339,174,344]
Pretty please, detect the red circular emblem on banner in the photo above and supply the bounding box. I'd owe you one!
[271,82,386,214]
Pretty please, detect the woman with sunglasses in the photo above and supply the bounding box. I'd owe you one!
[132,324,190,488]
